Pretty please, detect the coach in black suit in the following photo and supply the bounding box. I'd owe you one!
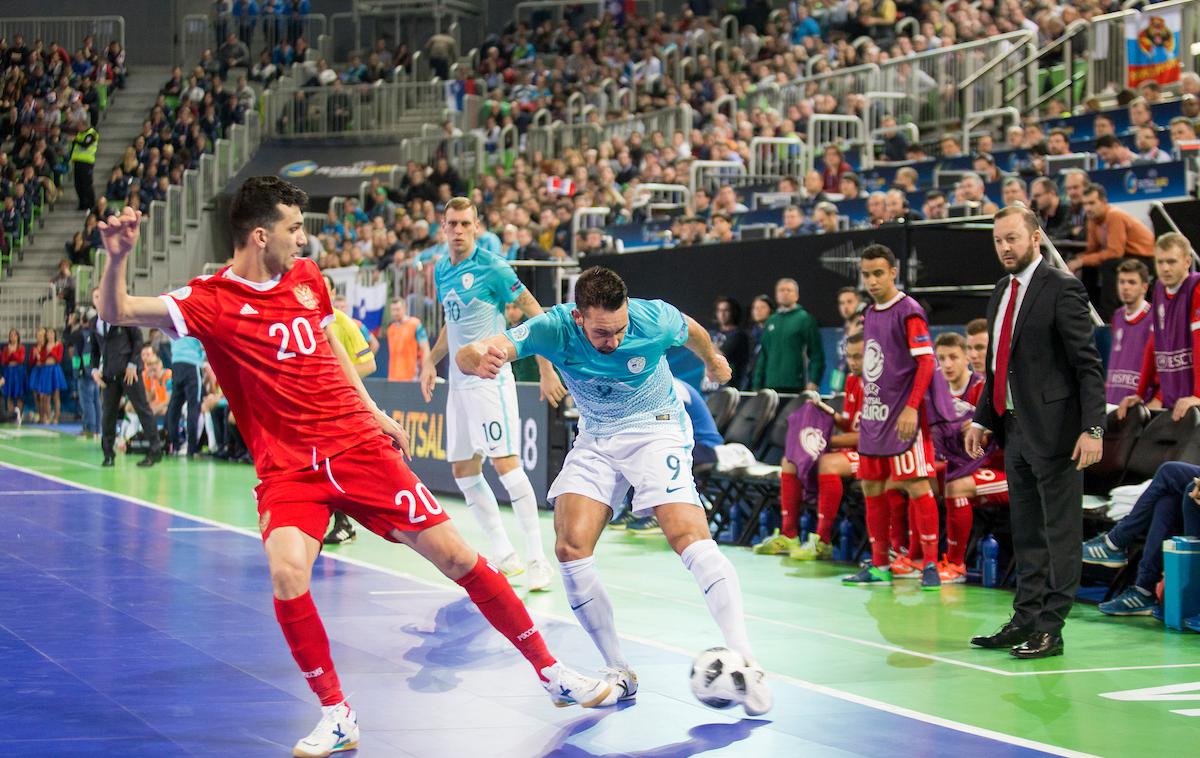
[93,291,161,467]
[965,205,1106,659]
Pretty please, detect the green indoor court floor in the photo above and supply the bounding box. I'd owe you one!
[2,426,1198,757]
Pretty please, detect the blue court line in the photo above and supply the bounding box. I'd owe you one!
[0,462,1086,757]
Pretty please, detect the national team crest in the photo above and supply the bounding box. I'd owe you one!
[627,356,646,373]
[293,284,318,310]
[461,273,475,290]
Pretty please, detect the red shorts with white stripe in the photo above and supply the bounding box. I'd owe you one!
[829,450,860,475]
[254,434,450,543]
[971,467,1009,506]
[857,427,937,482]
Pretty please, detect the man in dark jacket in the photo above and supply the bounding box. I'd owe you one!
[752,278,825,393]
[93,290,161,467]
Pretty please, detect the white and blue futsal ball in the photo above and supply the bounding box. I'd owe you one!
[689,646,747,709]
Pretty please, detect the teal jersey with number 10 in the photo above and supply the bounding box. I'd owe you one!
[504,298,689,437]
[434,245,526,389]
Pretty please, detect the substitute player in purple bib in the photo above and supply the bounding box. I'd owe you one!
[1105,259,1153,406]
[842,244,941,590]
[455,266,773,716]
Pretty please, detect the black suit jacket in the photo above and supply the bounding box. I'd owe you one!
[96,321,144,381]
[972,258,1106,458]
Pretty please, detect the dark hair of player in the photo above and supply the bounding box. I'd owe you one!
[230,176,309,248]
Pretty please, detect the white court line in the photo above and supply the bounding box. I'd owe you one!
[0,461,1098,758]
[0,444,103,470]
[166,526,226,532]
[0,490,92,496]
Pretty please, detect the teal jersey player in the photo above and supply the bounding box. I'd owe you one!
[505,298,689,437]
[434,244,525,388]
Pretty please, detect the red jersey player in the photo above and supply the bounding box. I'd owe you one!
[96,178,613,758]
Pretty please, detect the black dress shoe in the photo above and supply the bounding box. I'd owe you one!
[1011,631,1064,659]
[137,452,161,468]
[101,456,115,467]
[970,619,1033,649]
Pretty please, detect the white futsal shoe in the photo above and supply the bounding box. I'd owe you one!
[497,552,525,577]
[293,701,359,757]
[541,662,614,708]
[598,666,639,705]
[527,558,554,591]
[740,664,774,717]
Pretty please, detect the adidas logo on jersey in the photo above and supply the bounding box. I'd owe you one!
[239,304,259,315]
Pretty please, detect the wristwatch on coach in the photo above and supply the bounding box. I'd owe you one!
[1085,426,1104,439]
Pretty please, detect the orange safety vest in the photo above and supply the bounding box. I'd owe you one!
[143,368,172,408]
[387,317,422,381]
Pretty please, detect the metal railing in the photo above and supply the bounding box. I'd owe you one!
[689,160,747,196]
[597,105,693,145]
[329,1,481,63]
[961,107,1022,158]
[782,64,880,114]
[0,284,61,333]
[261,81,445,139]
[805,115,865,175]
[181,12,327,69]
[958,32,1040,124]
[399,132,485,185]
[1088,9,1138,98]
[878,30,1033,137]
[749,137,807,180]
[0,16,124,58]
[629,184,692,217]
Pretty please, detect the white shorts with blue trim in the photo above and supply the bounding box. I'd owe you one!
[548,414,702,515]
[446,377,521,462]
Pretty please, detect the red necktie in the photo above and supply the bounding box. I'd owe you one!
[993,277,1020,414]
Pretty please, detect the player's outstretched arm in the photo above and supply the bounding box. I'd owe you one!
[683,315,732,385]
[420,328,448,403]
[95,207,176,333]
[512,290,566,407]
[456,335,518,379]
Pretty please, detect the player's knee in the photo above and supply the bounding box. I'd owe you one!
[451,458,483,479]
[667,529,709,556]
[555,534,593,563]
[492,455,520,476]
[269,557,311,599]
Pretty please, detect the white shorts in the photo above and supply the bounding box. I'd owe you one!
[446,378,521,462]
[548,415,703,515]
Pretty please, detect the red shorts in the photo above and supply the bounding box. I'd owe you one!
[857,428,936,482]
[827,450,860,475]
[971,467,1009,506]
[255,435,450,543]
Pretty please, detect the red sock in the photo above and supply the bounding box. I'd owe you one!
[274,592,344,706]
[946,497,973,565]
[816,474,843,543]
[457,554,557,680]
[780,471,803,539]
[864,493,891,567]
[911,491,940,566]
[907,499,921,558]
[885,489,907,555]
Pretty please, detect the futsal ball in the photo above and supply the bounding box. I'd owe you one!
[689,646,747,709]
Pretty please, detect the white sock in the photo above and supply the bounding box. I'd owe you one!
[681,539,756,665]
[499,468,547,562]
[559,556,629,669]
[455,475,516,561]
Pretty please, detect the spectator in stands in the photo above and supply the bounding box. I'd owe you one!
[1061,168,1089,243]
[973,152,1003,184]
[892,166,919,193]
[839,173,862,201]
[940,134,965,159]
[706,213,736,244]
[713,184,748,215]
[752,278,824,394]
[69,117,98,211]
[801,170,829,210]
[878,115,909,161]
[1083,461,1200,618]
[1030,176,1070,240]
[780,205,818,237]
[385,298,430,382]
[955,173,999,215]
[425,31,456,80]
[1170,116,1198,146]
[1104,259,1153,406]
[1183,96,1200,121]
[1117,233,1200,422]
[743,293,774,391]
[821,144,851,193]
[1134,126,1172,164]
[885,188,921,223]
[922,189,949,221]
[1005,126,1025,150]
[1001,177,1028,208]
[217,32,250,78]
[1096,134,1135,169]
[1047,128,1072,157]
[1072,183,1155,313]
[1094,114,1117,138]
[1128,97,1156,130]
[1182,72,1200,98]
[710,296,749,388]
[232,0,258,49]
[964,318,989,375]
[813,201,840,234]
[865,192,888,228]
